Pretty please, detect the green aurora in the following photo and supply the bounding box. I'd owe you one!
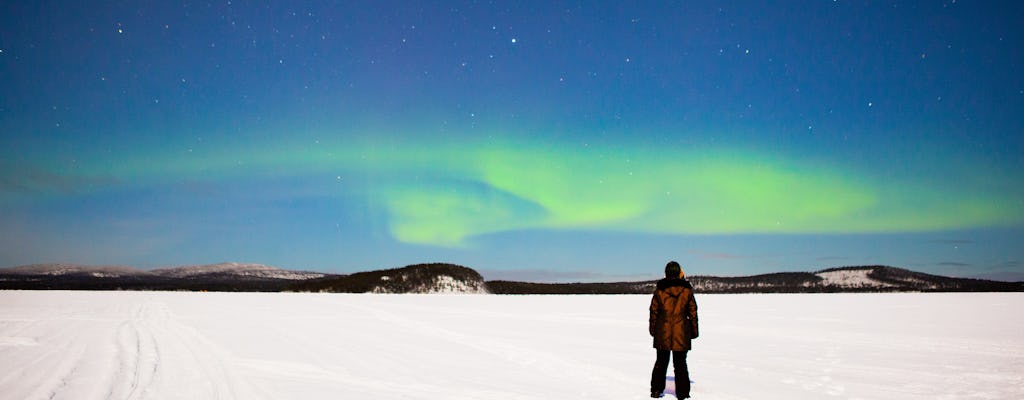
[16,134,1022,248]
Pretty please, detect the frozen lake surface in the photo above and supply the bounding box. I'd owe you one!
[0,291,1021,399]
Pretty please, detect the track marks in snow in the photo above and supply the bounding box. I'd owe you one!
[108,302,160,400]
[0,294,261,400]
[106,301,262,400]
[0,301,116,400]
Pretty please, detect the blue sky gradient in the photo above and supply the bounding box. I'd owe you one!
[2,1,1022,281]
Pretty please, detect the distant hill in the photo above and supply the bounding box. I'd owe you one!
[151,262,326,280]
[487,266,1024,294]
[0,263,328,291]
[288,263,488,294]
[1,263,1019,293]
[3,264,146,277]
[485,280,654,295]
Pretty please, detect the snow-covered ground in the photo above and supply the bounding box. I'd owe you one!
[0,292,1021,399]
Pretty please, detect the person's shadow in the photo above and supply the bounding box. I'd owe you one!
[664,376,695,396]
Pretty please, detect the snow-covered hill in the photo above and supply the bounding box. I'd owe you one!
[292,263,489,294]
[151,262,325,280]
[690,265,1020,292]
[815,268,893,288]
[1,262,324,280]
[491,266,1022,294]
[2,264,145,277]
[812,265,994,291]
[688,265,1020,292]
[3,263,1019,293]
[0,262,329,291]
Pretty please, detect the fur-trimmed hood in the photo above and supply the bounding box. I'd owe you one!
[656,277,693,291]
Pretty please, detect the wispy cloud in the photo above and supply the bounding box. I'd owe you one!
[0,164,117,195]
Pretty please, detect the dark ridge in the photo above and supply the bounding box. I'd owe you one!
[689,272,823,293]
[0,263,335,291]
[288,263,486,293]
[2,263,1020,293]
[811,265,1024,291]
[486,266,1023,294]
[486,280,656,295]
[870,265,1021,291]
[0,273,301,292]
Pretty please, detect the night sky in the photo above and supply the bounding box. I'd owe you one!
[2,1,1022,282]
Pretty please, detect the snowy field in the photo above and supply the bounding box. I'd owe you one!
[1,292,1021,400]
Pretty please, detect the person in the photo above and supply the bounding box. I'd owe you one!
[649,261,698,398]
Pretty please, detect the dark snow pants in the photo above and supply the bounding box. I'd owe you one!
[651,349,689,397]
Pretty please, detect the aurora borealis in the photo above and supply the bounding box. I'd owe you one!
[2,1,1022,281]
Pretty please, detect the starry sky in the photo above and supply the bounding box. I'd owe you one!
[2,1,1022,282]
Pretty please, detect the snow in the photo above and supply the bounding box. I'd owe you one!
[2,263,325,280]
[816,269,896,288]
[0,292,1021,399]
[5,264,141,276]
[417,275,488,294]
[151,262,325,280]
[369,275,486,293]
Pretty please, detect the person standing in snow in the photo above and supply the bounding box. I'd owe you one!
[649,261,698,398]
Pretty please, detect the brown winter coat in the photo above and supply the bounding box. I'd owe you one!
[649,278,699,351]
